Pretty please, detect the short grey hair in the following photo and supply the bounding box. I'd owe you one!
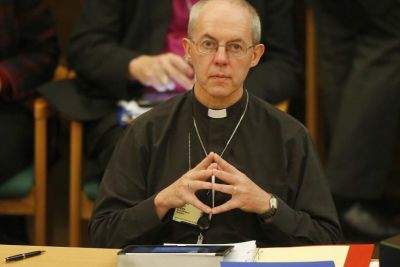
[188,0,262,44]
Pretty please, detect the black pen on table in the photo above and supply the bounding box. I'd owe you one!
[4,250,45,263]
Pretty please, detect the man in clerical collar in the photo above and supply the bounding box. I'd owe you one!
[89,0,342,248]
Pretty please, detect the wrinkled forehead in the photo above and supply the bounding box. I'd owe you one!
[192,1,253,43]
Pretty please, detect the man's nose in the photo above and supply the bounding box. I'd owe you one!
[214,46,229,64]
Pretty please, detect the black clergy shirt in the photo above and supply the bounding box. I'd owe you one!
[89,90,342,248]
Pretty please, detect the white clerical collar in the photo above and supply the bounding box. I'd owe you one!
[208,108,227,118]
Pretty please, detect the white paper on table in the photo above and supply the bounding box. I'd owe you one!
[369,259,379,267]
[164,240,257,262]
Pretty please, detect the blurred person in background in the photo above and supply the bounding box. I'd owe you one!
[311,0,400,241]
[0,0,59,243]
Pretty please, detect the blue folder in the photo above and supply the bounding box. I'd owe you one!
[221,261,335,267]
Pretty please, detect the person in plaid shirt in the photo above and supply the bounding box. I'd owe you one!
[0,0,58,185]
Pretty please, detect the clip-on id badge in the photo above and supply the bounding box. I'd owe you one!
[172,203,202,226]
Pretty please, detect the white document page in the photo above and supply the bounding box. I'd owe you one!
[222,240,257,262]
[369,259,379,267]
[164,240,257,262]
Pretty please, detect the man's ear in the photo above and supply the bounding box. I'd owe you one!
[250,44,265,68]
[182,38,192,61]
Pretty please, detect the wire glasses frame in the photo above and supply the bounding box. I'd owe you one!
[189,38,256,58]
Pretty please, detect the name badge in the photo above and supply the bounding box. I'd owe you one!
[172,203,202,226]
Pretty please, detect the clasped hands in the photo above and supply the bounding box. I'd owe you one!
[129,53,194,92]
[154,152,272,220]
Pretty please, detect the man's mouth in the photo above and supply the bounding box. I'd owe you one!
[210,74,230,79]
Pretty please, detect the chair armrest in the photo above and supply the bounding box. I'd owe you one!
[275,100,289,113]
[54,64,76,81]
[34,97,50,121]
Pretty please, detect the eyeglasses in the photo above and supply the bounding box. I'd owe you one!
[189,38,255,58]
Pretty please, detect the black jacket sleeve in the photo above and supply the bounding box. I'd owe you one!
[67,0,139,100]
[259,128,343,245]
